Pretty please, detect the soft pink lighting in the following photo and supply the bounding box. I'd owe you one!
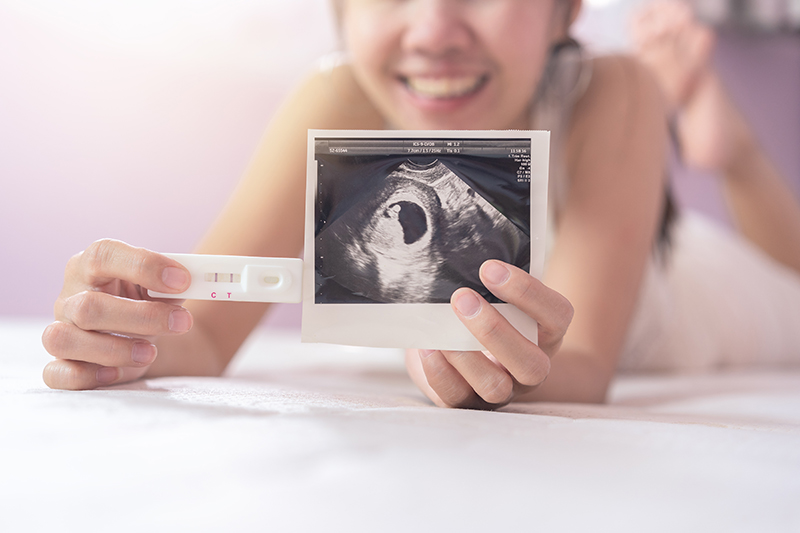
[1,0,335,325]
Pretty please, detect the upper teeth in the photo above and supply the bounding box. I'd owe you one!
[405,76,484,98]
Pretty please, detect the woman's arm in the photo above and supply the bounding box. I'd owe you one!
[147,65,386,378]
[43,65,383,389]
[521,55,669,403]
[406,56,669,406]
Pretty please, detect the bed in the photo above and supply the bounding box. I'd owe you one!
[1,318,799,532]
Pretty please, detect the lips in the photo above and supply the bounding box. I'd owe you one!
[402,75,488,99]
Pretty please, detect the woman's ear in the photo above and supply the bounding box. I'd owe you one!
[553,0,583,40]
[567,0,583,27]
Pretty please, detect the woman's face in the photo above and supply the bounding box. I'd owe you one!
[340,0,574,130]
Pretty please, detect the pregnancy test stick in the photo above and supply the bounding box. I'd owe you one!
[147,253,303,303]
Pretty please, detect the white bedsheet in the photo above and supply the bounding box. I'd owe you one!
[1,319,799,532]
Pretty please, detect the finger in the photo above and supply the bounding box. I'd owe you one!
[42,321,158,368]
[72,239,190,293]
[479,260,573,354]
[42,359,147,391]
[58,290,193,336]
[405,349,446,405]
[451,288,550,387]
[441,350,513,406]
[417,349,486,409]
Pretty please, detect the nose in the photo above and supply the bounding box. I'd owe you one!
[402,0,473,58]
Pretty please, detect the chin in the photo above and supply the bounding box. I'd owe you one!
[392,101,522,131]
[392,111,498,132]
[382,85,503,131]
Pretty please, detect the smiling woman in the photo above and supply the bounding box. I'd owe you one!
[38,0,635,402]
[340,0,577,130]
[33,0,800,409]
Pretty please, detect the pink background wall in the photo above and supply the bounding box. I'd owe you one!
[2,1,799,328]
[1,0,335,327]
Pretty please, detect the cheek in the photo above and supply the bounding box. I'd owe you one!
[508,50,549,100]
[341,9,393,78]
[479,5,558,112]
[341,12,407,124]
[492,46,552,123]
[341,14,396,95]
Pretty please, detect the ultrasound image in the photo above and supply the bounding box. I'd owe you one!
[315,157,530,304]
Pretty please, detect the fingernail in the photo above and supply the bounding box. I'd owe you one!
[96,366,119,384]
[131,342,156,364]
[482,261,510,286]
[168,309,192,333]
[419,349,436,358]
[162,267,189,290]
[453,291,481,318]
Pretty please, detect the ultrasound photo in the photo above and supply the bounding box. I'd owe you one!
[314,138,532,304]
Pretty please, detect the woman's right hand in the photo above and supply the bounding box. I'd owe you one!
[41,239,194,390]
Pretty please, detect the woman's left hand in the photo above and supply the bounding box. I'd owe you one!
[406,260,573,409]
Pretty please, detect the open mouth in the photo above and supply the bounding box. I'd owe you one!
[402,75,488,100]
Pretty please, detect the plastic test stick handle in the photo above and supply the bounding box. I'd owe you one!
[147,253,303,303]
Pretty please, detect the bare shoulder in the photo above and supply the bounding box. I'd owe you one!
[564,53,668,192]
[570,54,666,148]
[281,63,385,130]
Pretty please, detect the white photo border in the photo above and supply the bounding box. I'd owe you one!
[301,129,550,351]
